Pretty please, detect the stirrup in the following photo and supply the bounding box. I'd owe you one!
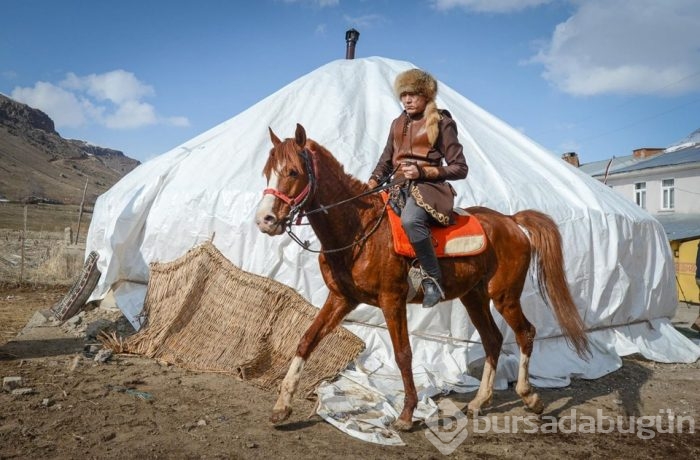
[421,276,444,308]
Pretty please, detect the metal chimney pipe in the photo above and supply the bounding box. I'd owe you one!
[345,29,360,59]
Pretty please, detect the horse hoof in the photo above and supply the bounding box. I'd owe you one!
[466,404,481,418]
[392,418,413,432]
[270,407,292,424]
[526,394,544,415]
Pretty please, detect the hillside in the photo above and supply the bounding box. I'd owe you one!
[0,94,140,205]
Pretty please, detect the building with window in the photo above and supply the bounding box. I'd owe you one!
[574,142,700,303]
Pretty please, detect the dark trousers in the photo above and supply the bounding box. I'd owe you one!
[401,196,432,243]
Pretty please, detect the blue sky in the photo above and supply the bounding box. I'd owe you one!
[2,0,699,164]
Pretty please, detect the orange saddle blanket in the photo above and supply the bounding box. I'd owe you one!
[383,193,487,258]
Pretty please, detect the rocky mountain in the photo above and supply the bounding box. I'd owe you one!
[0,93,140,205]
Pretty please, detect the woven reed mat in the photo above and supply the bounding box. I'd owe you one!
[115,242,364,396]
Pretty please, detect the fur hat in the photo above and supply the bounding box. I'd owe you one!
[393,69,438,101]
[394,69,441,144]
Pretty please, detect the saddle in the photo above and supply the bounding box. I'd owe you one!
[382,192,487,258]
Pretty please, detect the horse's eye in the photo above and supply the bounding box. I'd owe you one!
[289,169,299,178]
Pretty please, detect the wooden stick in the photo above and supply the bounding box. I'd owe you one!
[75,178,88,244]
[20,205,27,283]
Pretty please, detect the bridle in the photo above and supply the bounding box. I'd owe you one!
[263,148,316,226]
[262,147,396,254]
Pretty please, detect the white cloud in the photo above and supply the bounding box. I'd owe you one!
[61,70,154,104]
[164,116,190,127]
[104,100,158,129]
[12,82,88,128]
[10,70,189,130]
[432,0,554,13]
[530,0,700,96]
[343,14,385,29]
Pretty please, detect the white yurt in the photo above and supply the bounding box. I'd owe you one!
[85,56,700,444]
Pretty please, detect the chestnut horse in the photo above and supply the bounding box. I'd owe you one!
[255,124,589,431]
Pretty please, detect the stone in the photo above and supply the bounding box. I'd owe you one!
[2,376,23,392]
[85,318,113,339]
[93,349,113,363]
[23,310,52,330]
[65,314,83,327]
[11,387,35,395]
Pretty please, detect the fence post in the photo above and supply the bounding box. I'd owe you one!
[75,178,88,244]
[20,205,27,284]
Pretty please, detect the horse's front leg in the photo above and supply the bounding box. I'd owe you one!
[381,295,417,431]
[270,292,357,424]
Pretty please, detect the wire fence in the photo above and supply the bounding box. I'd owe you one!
[0,228,87,286]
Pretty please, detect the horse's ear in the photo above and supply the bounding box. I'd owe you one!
[294,124,306,148]
[269,127,281,147]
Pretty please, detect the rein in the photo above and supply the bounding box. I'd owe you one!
[285,204,388,254]
[265,147,398,254]
[299,181,395,218]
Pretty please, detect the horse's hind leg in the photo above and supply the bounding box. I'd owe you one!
[492,296,544,414]
[460,284,503,417]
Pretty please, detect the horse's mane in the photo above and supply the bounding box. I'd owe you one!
[264,137,369,192]
[305,139,369,192]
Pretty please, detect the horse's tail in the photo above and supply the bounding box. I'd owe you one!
[513,210,590,360]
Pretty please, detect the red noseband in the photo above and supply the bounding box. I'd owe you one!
[263,182,311,207]
[262,148,317,224]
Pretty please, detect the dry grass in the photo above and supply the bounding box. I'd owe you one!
[0,203,91,286]
[0,202,91,232]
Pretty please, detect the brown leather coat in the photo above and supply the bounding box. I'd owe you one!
[370,110,468,225]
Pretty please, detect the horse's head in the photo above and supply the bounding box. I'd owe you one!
[255,124,315,235]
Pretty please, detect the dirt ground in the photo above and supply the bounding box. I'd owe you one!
[1,285,699,459]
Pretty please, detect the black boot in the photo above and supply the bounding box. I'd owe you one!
[411,238,445,308]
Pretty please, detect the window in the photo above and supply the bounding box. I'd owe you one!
[634,182,646,209]
[661,179,675,210]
